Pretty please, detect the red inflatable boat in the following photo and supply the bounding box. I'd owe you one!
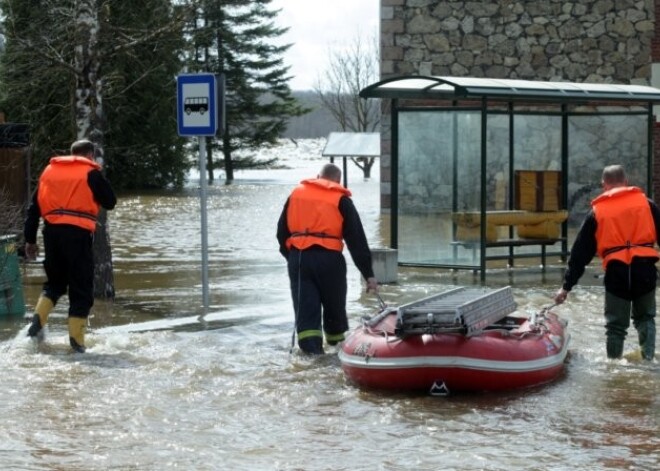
[339,287,569,395]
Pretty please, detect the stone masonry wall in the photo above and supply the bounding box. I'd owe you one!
[379,0,657,210]
[653,0,660,201]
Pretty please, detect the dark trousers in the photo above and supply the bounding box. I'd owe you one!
[604,289,656,360]
[42,224,95,318]
[287,248,347,354]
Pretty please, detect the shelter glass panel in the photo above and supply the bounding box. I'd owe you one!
[566,113,649,243]
[486,114,511,212]
[513,115,561,173]
[397,110,481,266]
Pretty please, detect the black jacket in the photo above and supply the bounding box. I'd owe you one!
[562,198,660,299]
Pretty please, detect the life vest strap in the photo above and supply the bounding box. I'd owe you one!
[602,241,655,258]
[44,209,98,223]
[289,230,341,240]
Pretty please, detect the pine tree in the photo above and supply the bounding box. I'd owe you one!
[102,1,188,189]
[186,0,307,183]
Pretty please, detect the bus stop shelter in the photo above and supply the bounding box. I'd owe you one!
[360,75,660,279]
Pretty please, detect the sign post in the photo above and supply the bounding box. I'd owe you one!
[176,73,220,312]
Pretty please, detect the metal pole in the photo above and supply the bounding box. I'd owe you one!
[647,102,653,198]
[480,97,487,281]
[391,99,399,249]
[343,156,348,188]
[561,104,569,259]
[198,136,210,311]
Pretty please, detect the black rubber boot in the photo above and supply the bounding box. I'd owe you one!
[637,321,656,361]
[27,314,44,341]
[606,337,624,359]
[299,337,324,354]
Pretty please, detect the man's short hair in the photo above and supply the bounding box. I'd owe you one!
[70,139,95,157]
[319,163,341,183]
[602,165,626,186]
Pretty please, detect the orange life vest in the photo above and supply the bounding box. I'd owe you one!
[285,178,352,252]
[37,156,102,232]
[592,186,658,268]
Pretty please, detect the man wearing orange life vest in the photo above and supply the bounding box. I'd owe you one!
[554,165,658,361]
[24,139,116,353]
[277,163,378,354]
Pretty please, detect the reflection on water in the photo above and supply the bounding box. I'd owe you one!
[1,153,658,470]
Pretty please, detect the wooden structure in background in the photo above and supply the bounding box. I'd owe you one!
[0,123,30,207]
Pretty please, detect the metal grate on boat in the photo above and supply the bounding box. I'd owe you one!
[394,286,517,337]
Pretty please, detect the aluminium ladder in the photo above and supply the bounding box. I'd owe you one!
[395,286,517,337]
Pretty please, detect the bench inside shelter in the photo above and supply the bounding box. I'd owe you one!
[451,210,568,267]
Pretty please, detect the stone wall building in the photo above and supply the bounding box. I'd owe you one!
[378,0,659,209]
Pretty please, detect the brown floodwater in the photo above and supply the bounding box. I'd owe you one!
[0,146,658,470]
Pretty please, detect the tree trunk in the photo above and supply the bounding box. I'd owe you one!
[206,137,214,183]
[363,157,375,180]
[93,210,115,298]
[74,0,114,299]
[351,157,376,180]
[223,130,233,184]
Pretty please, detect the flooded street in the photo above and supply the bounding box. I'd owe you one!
[1,140,658,470]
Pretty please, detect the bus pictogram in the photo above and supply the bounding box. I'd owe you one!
[184,97,208,115]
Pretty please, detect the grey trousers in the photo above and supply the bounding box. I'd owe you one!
[604,290,656,360]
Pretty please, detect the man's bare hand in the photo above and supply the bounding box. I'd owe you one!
[25,243,38,261]
[366,277,378,293]
[554,288,568,305]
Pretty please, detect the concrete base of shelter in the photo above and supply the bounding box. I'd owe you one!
[371,247,398,283]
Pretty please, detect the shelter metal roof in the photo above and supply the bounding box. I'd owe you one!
[359,75,660,103]
[322,132,380,157]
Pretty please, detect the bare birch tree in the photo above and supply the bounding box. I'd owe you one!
[314,31,380,179]
[0,0,189,298]
[71,1,116,298]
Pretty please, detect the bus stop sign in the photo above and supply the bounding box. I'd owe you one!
[177,73,218,137]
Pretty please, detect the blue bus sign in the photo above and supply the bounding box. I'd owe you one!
[177,74,218,136]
